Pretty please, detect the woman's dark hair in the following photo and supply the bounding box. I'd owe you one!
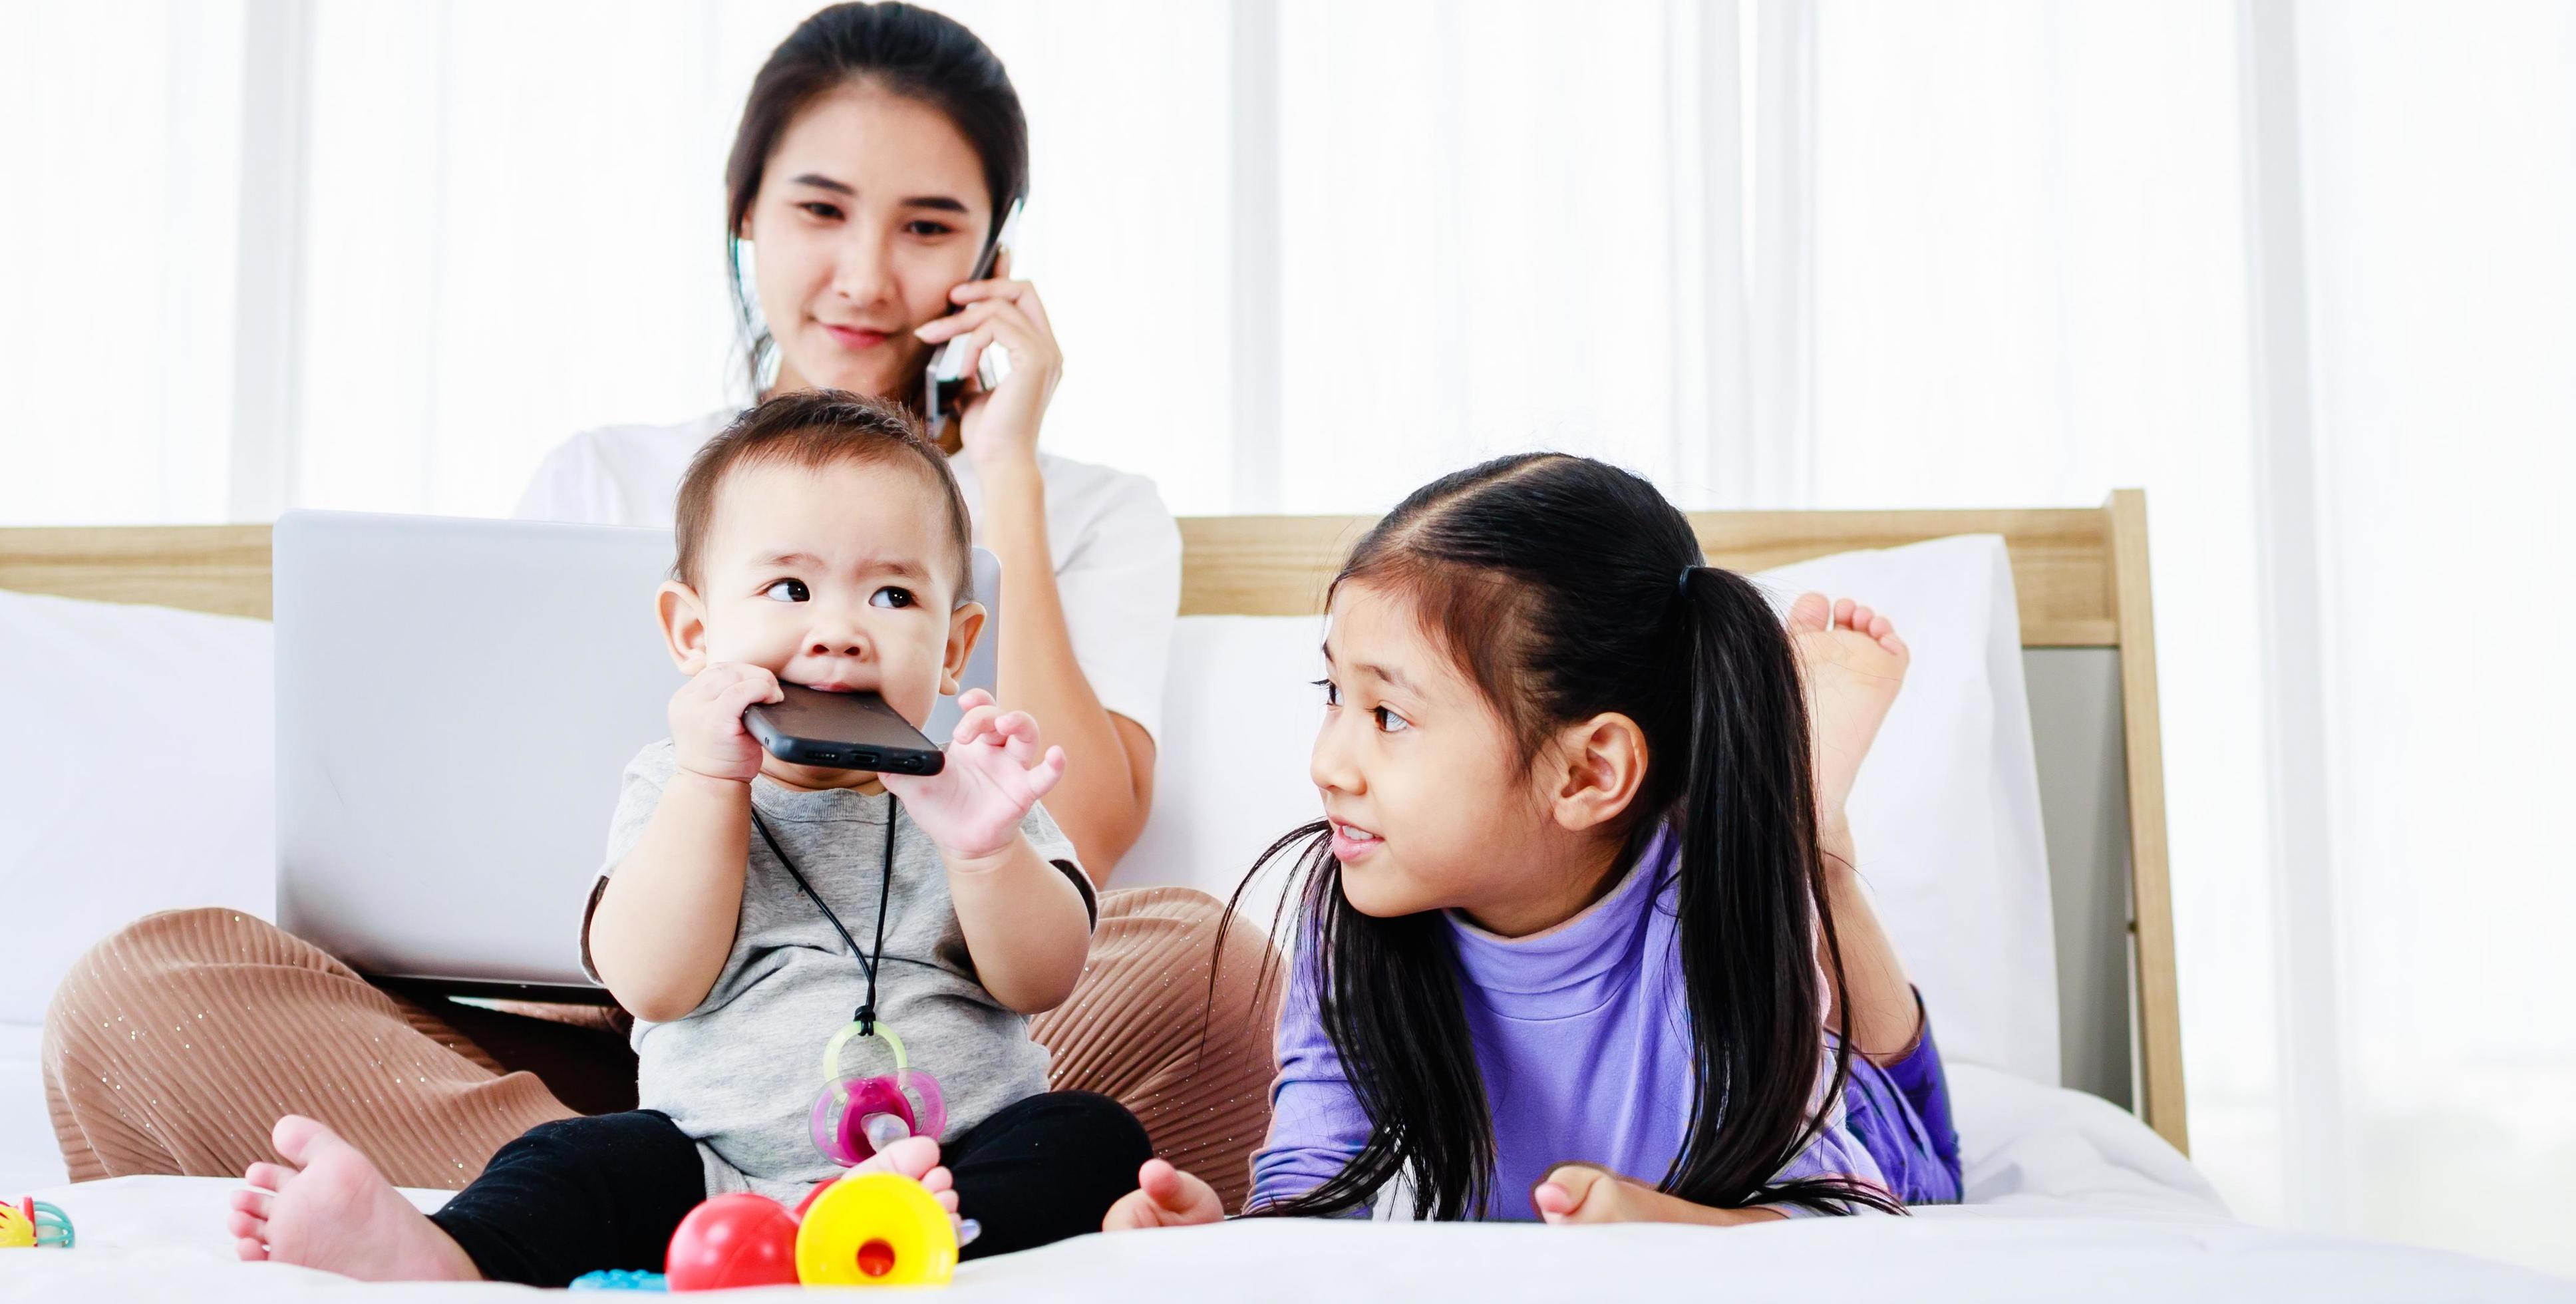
[724,3,1029,393]
[1225,452,1899,1221]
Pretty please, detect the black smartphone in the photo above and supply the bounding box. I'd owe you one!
[923,197,1026,444]
[744,685,945,775]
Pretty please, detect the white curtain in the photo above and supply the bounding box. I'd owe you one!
[0,1,245,524]
[2284,0,2576,1270]
[1808,0,2576,1275]
[1,0,1772,524]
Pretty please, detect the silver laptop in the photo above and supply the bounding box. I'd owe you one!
[273,510,999,991]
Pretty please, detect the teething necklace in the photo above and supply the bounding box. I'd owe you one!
[750,800,947,1167]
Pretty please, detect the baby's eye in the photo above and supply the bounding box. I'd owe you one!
[1312,677,1339,707]
[1373,707,1410,734]
[762,578,810,603]
[870,586,916,609]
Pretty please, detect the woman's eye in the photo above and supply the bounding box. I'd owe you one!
[1312,677,1339,707]
[762,578,809,603]
[870,586,916,609]
[1373,707,1410,734]
[798,202,843,221]
[905,220,954,238]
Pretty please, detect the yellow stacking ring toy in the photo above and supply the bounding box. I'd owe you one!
[796,1172,957,1286]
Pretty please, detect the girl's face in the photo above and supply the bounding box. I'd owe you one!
[1312,583,1639,937]
[744,82,992,401]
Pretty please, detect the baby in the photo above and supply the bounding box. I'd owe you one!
[227,391,1148,1284]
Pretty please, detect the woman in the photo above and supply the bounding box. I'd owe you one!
[520,2,1164,879]
[43,1,1276,1218]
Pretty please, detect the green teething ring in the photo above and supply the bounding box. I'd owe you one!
[822,1020,909,1084]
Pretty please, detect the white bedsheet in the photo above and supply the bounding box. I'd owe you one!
[6,1062,2563,1301]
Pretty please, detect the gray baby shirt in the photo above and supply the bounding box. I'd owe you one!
[581,738,1096,1203]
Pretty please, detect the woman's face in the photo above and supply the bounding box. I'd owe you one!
[744,82,992,399]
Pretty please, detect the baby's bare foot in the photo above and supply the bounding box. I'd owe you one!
[799,1134,964,1234]
[1787,593,1911,821]
[226,1115,480,1282]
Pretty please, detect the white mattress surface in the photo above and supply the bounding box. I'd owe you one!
[6,1060,2566,1301]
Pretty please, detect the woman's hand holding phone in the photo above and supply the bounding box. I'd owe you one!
[878,688,1068,864]
[911,247,1062,470]
[670,661,785,784]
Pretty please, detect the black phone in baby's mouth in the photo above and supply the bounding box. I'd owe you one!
[744,685,945,775]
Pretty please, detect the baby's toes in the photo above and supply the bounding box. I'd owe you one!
[226,1206,266,1241]
[919,1165,953,1194]
[244,1161,295,1192]
[236,1235,270,1262]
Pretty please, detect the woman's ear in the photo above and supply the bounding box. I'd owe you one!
[1543,713,1649,834]
[941,601,989,696]
[657,580,712,674]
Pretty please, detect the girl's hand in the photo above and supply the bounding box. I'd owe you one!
[911,251,1061,470]
[669,661,784,784]
[1531,1163,1788,1227]
[1101,1160,1224,1231]
[879,688,1068,863]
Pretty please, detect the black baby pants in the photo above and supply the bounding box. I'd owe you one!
[427,1090,1150,1286]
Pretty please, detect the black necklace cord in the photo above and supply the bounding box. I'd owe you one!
[750,792,899,1036]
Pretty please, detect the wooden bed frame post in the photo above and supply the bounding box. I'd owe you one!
[2106,489,2187,1154]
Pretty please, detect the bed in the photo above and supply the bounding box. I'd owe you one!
[3,498,2565,1300]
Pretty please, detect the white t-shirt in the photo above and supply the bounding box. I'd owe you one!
[515,409,1180,740]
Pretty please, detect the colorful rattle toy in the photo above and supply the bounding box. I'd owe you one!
[569,1170,959,1292]
[0,1196,73,1249]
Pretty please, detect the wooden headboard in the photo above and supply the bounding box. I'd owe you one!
[0,492,2181,1152]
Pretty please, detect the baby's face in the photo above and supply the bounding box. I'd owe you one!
[667,455,979,740]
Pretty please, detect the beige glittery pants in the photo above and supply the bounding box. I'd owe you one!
[41,886,1280,1214]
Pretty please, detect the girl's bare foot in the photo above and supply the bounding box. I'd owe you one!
[226,1115,480,1282]
[1786,593,1910,820]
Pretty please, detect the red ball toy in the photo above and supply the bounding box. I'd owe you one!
[664,1192,801,1292]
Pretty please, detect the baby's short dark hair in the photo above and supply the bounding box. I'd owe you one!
[671,390,973,601]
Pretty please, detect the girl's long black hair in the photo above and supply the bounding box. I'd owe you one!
[1223,452,1899,1220]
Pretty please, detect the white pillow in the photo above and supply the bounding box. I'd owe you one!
[1120,535,2058,1086]
[0,591,275,1025]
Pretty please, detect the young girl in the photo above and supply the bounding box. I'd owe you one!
[1105,452,1959,1227]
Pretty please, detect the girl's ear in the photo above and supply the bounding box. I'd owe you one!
[657,580,712,674]
[941,601,989,697]
[1543,712,1649,834]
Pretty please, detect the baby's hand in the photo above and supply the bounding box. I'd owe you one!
[669,661,782,784]
[1101,1160,1224,1231]
[879,689,1067,864]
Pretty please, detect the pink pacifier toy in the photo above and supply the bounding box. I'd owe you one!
[810,1020,946,1167]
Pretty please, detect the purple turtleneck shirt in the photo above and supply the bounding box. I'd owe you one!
[1250,826,1957,1219]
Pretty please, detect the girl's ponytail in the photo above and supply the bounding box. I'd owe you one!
[1663,566,1895,1214]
